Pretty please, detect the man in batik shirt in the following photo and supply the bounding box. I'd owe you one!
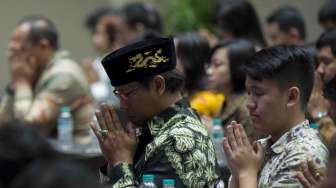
[91,37,220,187]
[222,45,328,188]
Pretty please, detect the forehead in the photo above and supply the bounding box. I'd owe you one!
[99,15,123,27]
[115,81,139,90]
[212,48,228,59]
[318,46,334,59]
[245,76,278,90]
[13,23,30,36]
[267,22,281,33]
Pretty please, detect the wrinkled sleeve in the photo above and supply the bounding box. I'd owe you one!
[0,92,15,124]
[99,151,187,188]
[267,146,327,188]
[12,74,86,131]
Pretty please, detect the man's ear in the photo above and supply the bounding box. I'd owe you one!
[152,75,166,96]
[286,86,300,108]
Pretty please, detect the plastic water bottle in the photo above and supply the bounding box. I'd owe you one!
[57,106,73,151]
[140,174,157,188]
[162,179,175,188]
[211,118,226,167]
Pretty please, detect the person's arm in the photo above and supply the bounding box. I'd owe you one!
[223,121,263,188]
[0,85,15,124]
[94,107,219,187]
[100,151,188,188]
[13,74,89,132]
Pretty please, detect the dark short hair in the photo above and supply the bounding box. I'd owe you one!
[84,6,114,33]
[318,0,336,25]
[244,45,314,110]
[18,16,59,50]
[316,29,336,50]
[217,0,266,47]
[211,39,255,93]
[175,32,210,94]
[301,43,319,69]
[267,6,306,40]
[101,11,122,48]
[10,160,102,188]
[0,120,59,186]
[122,2,162,34]
[138,69,184,94]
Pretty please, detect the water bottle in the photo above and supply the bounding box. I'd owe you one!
[140,174,157,188]
[211,118,226,167]
[162,179,175,188]
[57,106,73,151]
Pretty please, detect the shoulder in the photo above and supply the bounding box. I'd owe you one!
[159,115,218,187]
[286,128,328,167]
[41,59,88,91]
[288,128,328,154]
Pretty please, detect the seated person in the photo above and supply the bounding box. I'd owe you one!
[223,45,328,188]
[0,16,93,144]
[174,32,225,118]
[207,39,262,142]
[11,160,103,188]
[91,37,220,187]
[0,120,59,186]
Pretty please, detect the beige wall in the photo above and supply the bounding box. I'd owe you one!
[0,0,327,90]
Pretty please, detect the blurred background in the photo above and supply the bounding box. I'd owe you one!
[0,0,325,89]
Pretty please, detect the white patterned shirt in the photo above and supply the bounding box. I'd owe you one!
[257,120,328,188]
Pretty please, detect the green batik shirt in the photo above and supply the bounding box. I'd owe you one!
[101,98,219,188]
[257,120,328,188]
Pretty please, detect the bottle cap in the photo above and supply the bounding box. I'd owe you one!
[143,174,154,181]
[61,106,71,113]
[163,179,175,186]
[212,118,222,126]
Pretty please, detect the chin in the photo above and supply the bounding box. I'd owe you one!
[252,121,264,132]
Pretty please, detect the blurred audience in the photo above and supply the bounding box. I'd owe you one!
[316,29,336,84]
[0,16,93,144]
[206,39,262,142]
[82,7,123,105]
[121,2,162,44]
[216,0,266,49]
[266,6,306,46]
[174,32,225,118]
[0,120,60,186]
[11,160,102,188]
[319,0,336,30]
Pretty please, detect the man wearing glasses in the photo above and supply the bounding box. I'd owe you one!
[92,37,220,188]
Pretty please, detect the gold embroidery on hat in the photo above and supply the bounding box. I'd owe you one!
[126,48,169,73]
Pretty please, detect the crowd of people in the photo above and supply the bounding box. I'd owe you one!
[1,0,336,188]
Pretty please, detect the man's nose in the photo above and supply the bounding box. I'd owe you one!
[246,96,256,111]
[317,63,325,76]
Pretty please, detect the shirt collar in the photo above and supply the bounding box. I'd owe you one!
[265,120,310,154]
[146,97,191,137]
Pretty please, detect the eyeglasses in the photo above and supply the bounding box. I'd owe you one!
[113,86,139,100]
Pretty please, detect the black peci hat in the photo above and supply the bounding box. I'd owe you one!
[101,37,176,87]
